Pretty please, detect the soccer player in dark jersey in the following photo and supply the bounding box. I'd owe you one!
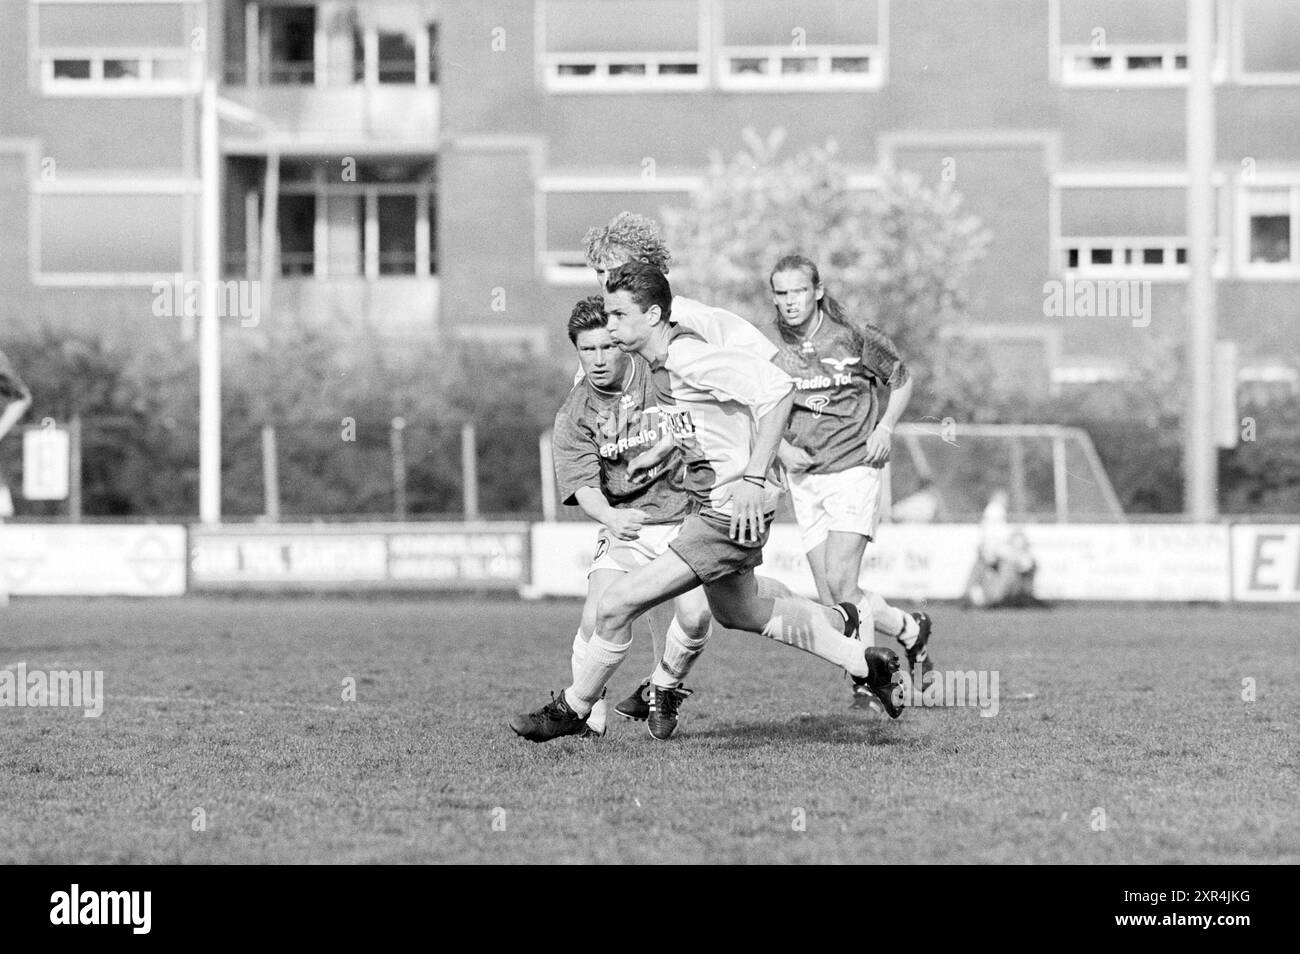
[0,349,31,602]
[768,254,934,705]
[536,296,713,738]
[509,264,904,743]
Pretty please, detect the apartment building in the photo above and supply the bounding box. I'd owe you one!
[1,0,1298,398]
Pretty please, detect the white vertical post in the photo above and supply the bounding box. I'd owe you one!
[539,429,557,522]
[391,417,408,520]
[462,422,479,521]
[200,77,222,525]
[261,423,280,521]
[1186,0,1218,519]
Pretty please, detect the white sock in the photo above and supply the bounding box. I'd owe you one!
[570,629,587,683]
[651,618,711,688]
[569,630,607,731]
[868,592,916,647]
[565,634,629,716]
[762,597,870,679]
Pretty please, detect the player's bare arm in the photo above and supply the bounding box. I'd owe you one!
[730,388,795,543]
[863,373,914,467]
[574,485,645,541]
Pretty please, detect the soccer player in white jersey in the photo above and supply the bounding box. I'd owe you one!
[768,254,935,707]
[509,264,904,742]
[579,211,784,724]
[541,296,713,738]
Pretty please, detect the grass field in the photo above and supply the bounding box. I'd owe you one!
[0,596,1296,864]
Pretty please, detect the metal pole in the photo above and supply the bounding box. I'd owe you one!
[69,414,82,522]
[1185,0,1218,519]
[461,421,479,521]
[261,423,280,522]
[391,417,408,520]
[199,76,222,524]
[539,429,557,522]
[1052,436,1069,523]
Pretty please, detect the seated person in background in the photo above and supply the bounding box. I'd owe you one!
[965,490,1042,608]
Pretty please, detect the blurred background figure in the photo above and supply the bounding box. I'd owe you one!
[965,489,1042,608]
[0,349,32,523]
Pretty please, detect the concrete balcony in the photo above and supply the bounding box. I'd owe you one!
[219,83,439,154]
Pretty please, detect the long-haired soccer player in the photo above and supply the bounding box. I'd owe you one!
[549,295,713,737]
[0,349,31,602]
[768,254,934,706]
[510,264,904,743]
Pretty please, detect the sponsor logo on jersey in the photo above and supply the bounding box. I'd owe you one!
[795,374,833,390]
[820,356,861,373]
[807,395,830,418]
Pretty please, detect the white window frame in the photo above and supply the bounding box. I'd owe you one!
[537,175,701,285]
[538,0,710,93]
[32,0,203,96]
[1235,176,1300,279]
[1052,172,1229,281]
[1048,0,1230,88]
[714,0,888,92]
[32,176,199,286]
[1059,43,1228,87]
[274,179,435,281]
[542,51,707,92]
[39,47,200,96]
[1230,0,1300,86]
[715,43,883,91]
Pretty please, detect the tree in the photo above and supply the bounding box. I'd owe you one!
[661,128,994,414]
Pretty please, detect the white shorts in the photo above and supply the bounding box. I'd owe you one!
[589,522,682,575]
[788,465,883,552]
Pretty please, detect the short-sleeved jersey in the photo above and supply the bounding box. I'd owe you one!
[0,350,29,403]
[670,296,778,361]
[649,326,794,515]
[771,317,908,475]
[552,353,692,525]
[572,295,776,386]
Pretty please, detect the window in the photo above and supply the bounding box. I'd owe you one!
[542,0,704,91]
[717,0,884,90]
[237,159,436,279]
[224,1,437,87]
[1053,0,1223,86]
[539,178,698,284]
[34,0,201,96]
[1234,0,1300,83]
[1055,176,1226,278]
[1238,184,1299,274]
[36,189,188,284]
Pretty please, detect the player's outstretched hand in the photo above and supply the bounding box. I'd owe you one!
[863,425,892,467]
[725,482,767,544]
[605,508,647,541]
